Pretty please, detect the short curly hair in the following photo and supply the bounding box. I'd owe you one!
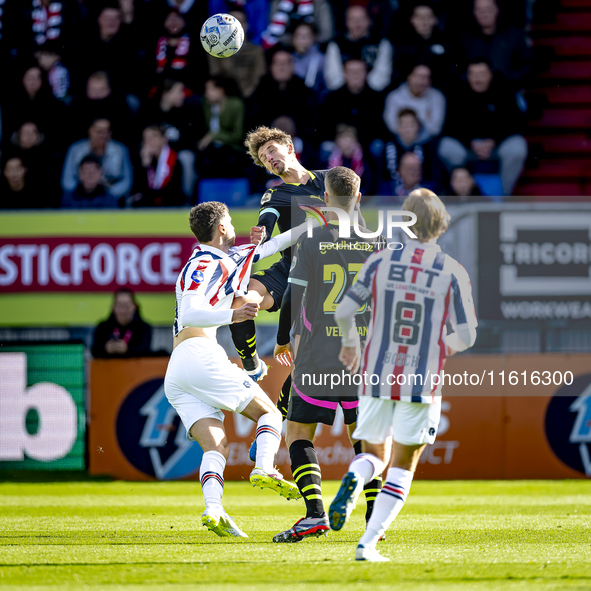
[189,202,229,243]
[244,126,294,167]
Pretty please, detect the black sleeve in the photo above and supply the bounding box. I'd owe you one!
[91,322,112,358]
[128,321,152,355]
[277,282,305,346]
[258,203,290,243]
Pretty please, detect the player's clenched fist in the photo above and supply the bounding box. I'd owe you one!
[232,302,259,323]
[249,226,266,245]
[338,345,361,375]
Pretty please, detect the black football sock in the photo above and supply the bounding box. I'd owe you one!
[229,320,260,372]
[352,441,382,522]
[364,476,383,522]
[277,375,291,419]
[290,439,324,518]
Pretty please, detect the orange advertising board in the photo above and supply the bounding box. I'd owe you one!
[89,354,591,481]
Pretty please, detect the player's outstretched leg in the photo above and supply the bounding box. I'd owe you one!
[249,410,301,500]
[273,439,329,542]
[230,321,267,380]
[200,451,248,538]
[329,452,384,532]
[355,466,413,560]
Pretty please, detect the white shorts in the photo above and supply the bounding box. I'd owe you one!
[164,337,260,440]
[353,397,441,446]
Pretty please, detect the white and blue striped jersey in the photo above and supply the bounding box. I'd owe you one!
[342,239,477,403]
[172,220,317,339]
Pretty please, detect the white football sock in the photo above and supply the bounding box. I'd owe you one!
[349,453,384,484]
[255,412,282,473]
[358,466,414,549]
[200,450,226,511]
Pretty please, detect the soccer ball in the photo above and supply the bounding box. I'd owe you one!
[200,13,244,59]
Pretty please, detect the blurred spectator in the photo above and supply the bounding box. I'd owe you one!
[4,65,66,140]
[74,5,139,98]
[69,72,132,143]
[459,0,532,88]
[207,9,266,99]
[326,124,377,195]
[390,151,437,198]
[320,58,384,150]
[290,21,326,99]
[438,60,528,196]
[444,167,487,203]
[164,0,208,31]
[198,76,246,179]
[383,63,446,140]
[393,2,453,89]
[248,49,318,143]
[263,0,335,49]
[91,288,152,358]
[8,121,60,199]
[132,125,184,207]
[141,79,202,198]
[155,9,206,92]
[61,118,133,198]
[0,155,44,209]
[35,40,70,103]
[331,0,396,38]
[61,154,119,209]
[383,108,441,187]
[324,4,393,92]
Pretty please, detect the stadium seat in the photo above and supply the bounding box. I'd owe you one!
[538,61,591,79]
[535,12,591,31]
[473,174,504,201]
[535,37,591,57]
[198,178,250,207]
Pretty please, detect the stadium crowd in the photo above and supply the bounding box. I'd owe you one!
[0,0,533,208]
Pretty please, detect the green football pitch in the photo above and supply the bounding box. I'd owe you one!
[1,480,589,591]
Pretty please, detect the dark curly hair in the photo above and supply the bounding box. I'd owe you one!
[189,202,229,243]
[244,126,294,167]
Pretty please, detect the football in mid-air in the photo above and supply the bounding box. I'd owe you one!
[200,13,244,58]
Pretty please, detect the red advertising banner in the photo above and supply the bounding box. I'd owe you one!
[0,236,249,292]
[89,354,591,481]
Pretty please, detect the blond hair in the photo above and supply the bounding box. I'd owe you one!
[402,188,450,241]
[244,126,294,167]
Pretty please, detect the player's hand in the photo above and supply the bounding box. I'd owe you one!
[339,345,361,374]
[446,345,457,357]
[274,342,293,366]
[232,302,259,323]
[250,226,266,245]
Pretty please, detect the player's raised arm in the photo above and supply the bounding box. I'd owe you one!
[253,217,320,261]
[445,264,478,354]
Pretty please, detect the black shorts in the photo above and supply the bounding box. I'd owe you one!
[287,379,358,426]
[251,259,289,312]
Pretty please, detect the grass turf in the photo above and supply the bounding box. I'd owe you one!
[0,480,589,591]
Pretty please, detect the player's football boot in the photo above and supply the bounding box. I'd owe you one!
[201,507,248,538]
[249,468,301,500]
[245,360,268,383]
[355,544,389,562]
[272,515,330,543]
[328,471,364,531]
